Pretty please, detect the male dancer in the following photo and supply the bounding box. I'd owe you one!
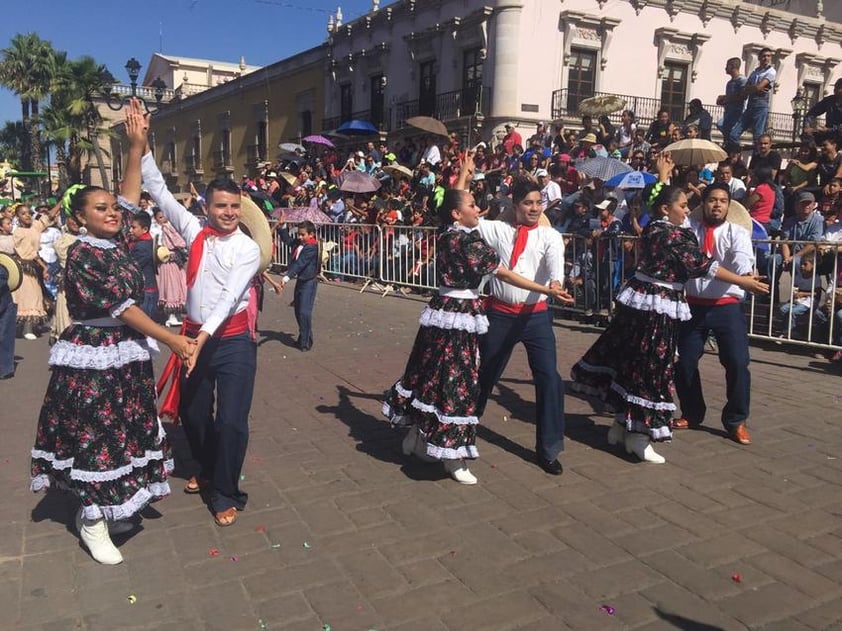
[473,177,573,474]
[141,138,260,527]
[673,184,754,445]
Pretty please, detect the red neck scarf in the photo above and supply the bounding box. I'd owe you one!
[702,220,719,257]
[509,223,538,268]
[134,232,153,241]
[186,225,229,288]
[293,237,318,260]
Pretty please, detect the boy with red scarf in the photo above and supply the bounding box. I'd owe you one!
[278,217,320,351]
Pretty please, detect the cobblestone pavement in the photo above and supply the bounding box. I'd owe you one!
[2,280,842,630]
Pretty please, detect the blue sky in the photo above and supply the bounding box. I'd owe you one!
[0,0,389,124]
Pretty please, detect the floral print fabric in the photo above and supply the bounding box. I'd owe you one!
[31,236,172,520]
[383,227,500,459]
[571,219,713,440]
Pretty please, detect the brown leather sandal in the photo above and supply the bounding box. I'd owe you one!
[184,476,204,494]
[214,507,238,527]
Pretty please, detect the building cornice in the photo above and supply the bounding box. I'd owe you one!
[560,0,842,47]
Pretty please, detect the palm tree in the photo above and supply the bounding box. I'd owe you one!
[44,54,114,187]
[0,120,25,164]
[0,33,56,171]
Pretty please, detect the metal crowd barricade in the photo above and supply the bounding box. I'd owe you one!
[270,220,842,354]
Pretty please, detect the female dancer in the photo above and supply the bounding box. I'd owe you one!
[30,106,195,565]
[11,202,59,339]
[153,207,187,327]
[383,189,569,484]
[570,154,767,464]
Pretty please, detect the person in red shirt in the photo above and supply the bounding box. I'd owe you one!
[502,123,522,155]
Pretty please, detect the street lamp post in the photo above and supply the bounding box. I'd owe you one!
[125,57,141,97]
[790,90,807,143]
[100,57,167,113]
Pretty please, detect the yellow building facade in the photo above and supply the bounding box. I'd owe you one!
[110,46,325,193]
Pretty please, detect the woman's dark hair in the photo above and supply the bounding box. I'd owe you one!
[436,189,468,226]
[649,184,684,217]
[701,182,731,203]
[798,142,818,162]
[511,178,541,204]
[752,166,774,185]
[68,185,108,221]
[623,109,636,123]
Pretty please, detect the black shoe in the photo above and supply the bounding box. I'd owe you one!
[536,456,563,475]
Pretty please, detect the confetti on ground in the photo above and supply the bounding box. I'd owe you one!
[731,573,742,583]
[127,594,137,604]
[256,525,266,533]
[230,556,239,562]
[503,415,509,422]
[303,542,312,549]
[257,620,268,630]
[240,474,246,481]
[271,543,281,549]
[209,548,220,557]
[599,605,615,615]
[323,625,331,631]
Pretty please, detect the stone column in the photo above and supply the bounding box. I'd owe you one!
[490,1,524,119]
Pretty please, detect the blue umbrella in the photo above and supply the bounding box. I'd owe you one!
[336,120,379,135]
[605,170,657,189]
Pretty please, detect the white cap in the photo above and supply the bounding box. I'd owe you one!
[535,168,549,178]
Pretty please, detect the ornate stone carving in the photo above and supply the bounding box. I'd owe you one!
[575,27,601,41]
[630,0,648,16]
[731,6,744,33]
[699,0,714,27]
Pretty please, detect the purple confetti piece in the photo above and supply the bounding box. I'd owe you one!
[600,605,615,615]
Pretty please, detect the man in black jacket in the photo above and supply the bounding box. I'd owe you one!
[278,217,320,351]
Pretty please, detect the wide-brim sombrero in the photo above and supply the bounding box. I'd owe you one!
[0,253,22,292]
[239,194,274,272]
[691,199,752,235]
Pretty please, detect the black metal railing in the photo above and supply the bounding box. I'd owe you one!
[550,88,797,138]
[391,86,492,130]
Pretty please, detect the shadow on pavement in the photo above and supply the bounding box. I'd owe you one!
[653,607,724,630]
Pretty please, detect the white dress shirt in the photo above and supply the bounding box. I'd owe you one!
[141,153,260,337]
[685,218,754,301]
[476,218,564,305]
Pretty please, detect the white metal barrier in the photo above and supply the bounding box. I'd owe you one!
[270,220,842,353]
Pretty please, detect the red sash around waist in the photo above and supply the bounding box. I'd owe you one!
[686,296,740,306]
[487,295,548,315]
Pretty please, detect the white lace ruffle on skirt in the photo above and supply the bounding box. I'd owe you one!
[419,306,489,334]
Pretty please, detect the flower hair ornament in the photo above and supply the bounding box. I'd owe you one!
[61,184,87,218]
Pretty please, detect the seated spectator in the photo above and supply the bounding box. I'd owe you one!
[819,177,842,218]
[748,134,782,182]
[629,130,651,163]
[566,198,593,238]
[556,154,579,195]
[683,99,713,140]
[538,167,562,213]
[597,115,615,146]
[770,191,825,300]
[724,148,749,181]
[567,236,596,316]
[578,115,596,140]
[745,166,777,230]
[817,135,842,191]
[616,110,636,156]
[629,149,648,173]
[669,125,684,144]
[715,162,747,202]
[778,251,821,339]
[782,142,819,208]
[685,124,700,139]
[645,109,673,148]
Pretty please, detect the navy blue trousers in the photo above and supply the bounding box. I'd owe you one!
[674,302,751,430]
[478,309,565,461]
[179,332,256,512]
[294,278,317,349]
[0,297,16,376]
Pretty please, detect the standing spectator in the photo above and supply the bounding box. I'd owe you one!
[0,249,16,379]
[730,48,776,144]
[154,208,187,327]
[716,57,748,147]
[538,167,562,213]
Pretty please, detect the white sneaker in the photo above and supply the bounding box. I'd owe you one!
[624,432,666,464]
[79,518,123,565]
[443,459,478,484]
[165,314,182,327]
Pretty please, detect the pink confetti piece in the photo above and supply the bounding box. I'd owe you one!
[209,548,220,557]
[230,556,238,562]
[256,525,266,533]
[599,605,615,615]
[731,573,742,583]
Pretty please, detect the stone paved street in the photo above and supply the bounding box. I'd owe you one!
[2,280,842,630]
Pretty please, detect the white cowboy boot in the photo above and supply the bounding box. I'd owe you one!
[624,432,666,464]
[443,459,478,485]
[75,508,134,536]
[79,518,123,565]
